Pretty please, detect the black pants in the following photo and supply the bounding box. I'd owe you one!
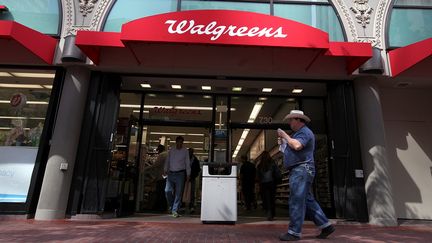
[153,179,167,211]
[260,181,276,218]
[242,184,255,210]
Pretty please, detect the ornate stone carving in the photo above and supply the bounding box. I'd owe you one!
[350,0,373,28]
[333,0,358,41]
[79,0,98,17]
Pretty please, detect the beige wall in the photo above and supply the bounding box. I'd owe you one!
[381,88,432,220]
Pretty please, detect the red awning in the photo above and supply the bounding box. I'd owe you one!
[76,10,371,77]
[389,38,432,77]
[0,5,8,11]
[0,21,58,65]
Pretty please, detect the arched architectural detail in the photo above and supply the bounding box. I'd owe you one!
[331,0,359,42]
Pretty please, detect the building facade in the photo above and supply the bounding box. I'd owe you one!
[0,0,431,226]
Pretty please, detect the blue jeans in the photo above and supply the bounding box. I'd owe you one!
[288,163,331,237]
[165,171,186,213]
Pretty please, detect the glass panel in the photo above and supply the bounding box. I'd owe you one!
[181,0,270,14]
[0,69,55,203]
[143,93,213,122]
[213,96,228,163]
[389,8,432,47]
[394,0,432,7]
[0,0,60,35]
[274,4,345,41]
[231,96,299,124]
[104,0,178,32]
[137,125,210,211]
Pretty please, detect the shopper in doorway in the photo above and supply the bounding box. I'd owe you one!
[164,136,191,218]
[256,151,278,221]
[277,110,335,241]
[153,144,168,212]
[239,155,256,211]
[188,148,201,213]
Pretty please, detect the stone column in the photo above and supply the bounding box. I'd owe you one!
[354,77,397,226]
[35,66,90,220]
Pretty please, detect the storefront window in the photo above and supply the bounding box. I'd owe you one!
[181,0,270,14]
[274,3,345,41]
[389,1,432,47]
[103,0,178,32]
[0,0,60,35]
[0,69,55,203]
[143,93,213,122]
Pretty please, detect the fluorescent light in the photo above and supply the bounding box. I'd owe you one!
[144,105,173,109]
[174,106,212,111]
[148,94,156,97]
[140,83,151,88]
[150,132,204,136]
[262,88,272,93]
[169,141,203,144]
[259,97,267,101]
[0,84,44,89]
[292,88,303,94]
[201,86,211,90]
[133,110,149,113]
[247,102,264,123]
[232,87,242,92]
[287,98,296,102]
[176,94,184,98]
[0,72,12,77]
[0,127,30,130]
[203,95,212,99]
[0,116,45,120]
[171,84,182,89]
[27,101,49,105]
[43,85,53,89]
[10,72,55,78]
[120,104,141,108]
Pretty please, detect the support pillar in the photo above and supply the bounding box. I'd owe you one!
[35,66,90,220]
[354,77,397,226]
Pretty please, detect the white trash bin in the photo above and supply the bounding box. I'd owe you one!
[200,164,237,224]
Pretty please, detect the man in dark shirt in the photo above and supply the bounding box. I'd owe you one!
[239,155,256,211]
[188,148,201,213]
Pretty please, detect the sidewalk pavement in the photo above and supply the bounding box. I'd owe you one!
[0,215,431,242]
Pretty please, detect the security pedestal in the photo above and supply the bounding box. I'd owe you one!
[200,164,237,224]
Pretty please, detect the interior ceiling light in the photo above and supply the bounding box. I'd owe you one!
[176,94,184,98]
[287,98,296,102]
[203,95,212,99]
[140,83,151,88]
[292,88,303,94]
[232,87,242,92]
[0,84,44,89]
[233,101,264,158]
[150,132,205,136]
[133,110,150,113]
[174,106,212,110]
[0,116,45,120]
[43,85,53,89]
[259,97,267,101]
[0,100,49,104]
[262,88,272,93]
[0,72,12,77]
[171,84,182,89]
[10,72,55,78]
[201,86,212,90]
[147,94,156,97]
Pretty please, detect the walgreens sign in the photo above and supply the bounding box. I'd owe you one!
[121,10,329,49]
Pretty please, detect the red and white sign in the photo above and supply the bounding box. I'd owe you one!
[121,10,329,49]
[10,93,27,108]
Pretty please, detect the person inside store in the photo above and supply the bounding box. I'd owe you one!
[188,148,201,213]
[152,144,168,211]
[164,136,191,218]
[256,151,279,221]
[239,155,257,211]
[277,110,335,241]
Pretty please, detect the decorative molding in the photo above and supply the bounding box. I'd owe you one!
[372,0,390,49]
[89,0,111,30]
[79,0,98,17]
[350,0,374,28]
[333,0,359,41]
[62,0,75,36]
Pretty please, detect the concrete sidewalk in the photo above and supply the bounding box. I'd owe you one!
[0,215,431,242]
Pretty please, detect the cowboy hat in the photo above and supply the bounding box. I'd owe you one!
[283,110,311,123]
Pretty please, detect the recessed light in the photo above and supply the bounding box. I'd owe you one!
[262,88,272,93]
[147,94,156,97]
[203,95,212,99]
[140,83,151,88]
[292,88,303,94]
[0,72,12,77]
[171,84,182,89]
[259,97,267,101]
[232,87,242,92]
[176,94,184,98]
[287,98,296,102]
[202,86,211,90]
[10,72,55,78]
[0,84,44,89]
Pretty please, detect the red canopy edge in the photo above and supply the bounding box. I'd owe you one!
[0,5,8,11]
[0,21,57,64]
[325,42,373,74]
[75,31,124,65]
[388,38,432,77]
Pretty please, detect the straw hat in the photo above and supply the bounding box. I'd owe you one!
[283,110,311,123]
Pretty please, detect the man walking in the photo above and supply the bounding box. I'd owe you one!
[164,136,190,217]
[277,110,335,241]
